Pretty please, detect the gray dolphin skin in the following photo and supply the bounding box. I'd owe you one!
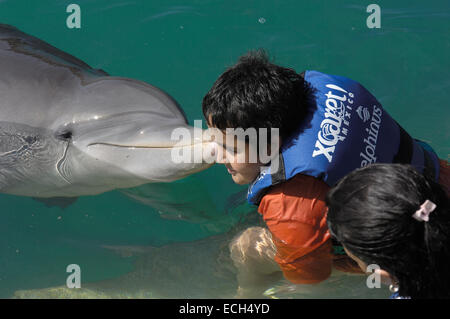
[0,24,214,198]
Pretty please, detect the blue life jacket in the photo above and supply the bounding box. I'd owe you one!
[247,70,440,205]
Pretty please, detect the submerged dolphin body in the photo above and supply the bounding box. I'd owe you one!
[0,24,214,198]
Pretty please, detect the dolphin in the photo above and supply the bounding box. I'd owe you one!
[0,24,215,198]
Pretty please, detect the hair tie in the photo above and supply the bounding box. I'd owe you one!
[412,200,436,222]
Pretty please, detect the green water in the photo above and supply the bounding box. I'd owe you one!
[0,0,448,298]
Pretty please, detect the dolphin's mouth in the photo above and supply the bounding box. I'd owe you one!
[84,139,217,169]
[86,141,211,149]
[81,139,216,181]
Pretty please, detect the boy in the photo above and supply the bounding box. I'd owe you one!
[202,50,447,296]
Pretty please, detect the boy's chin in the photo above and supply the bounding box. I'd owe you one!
[231,174,250,185]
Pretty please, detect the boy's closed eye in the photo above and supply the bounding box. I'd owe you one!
[217,142,239,156]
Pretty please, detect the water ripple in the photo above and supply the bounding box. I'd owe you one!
[141,6,204,23]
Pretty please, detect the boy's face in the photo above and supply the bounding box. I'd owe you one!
[217,143,262,185]
[207,116,263,185]
[215,134,262,185]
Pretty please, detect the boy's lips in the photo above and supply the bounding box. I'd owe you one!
[226,166,236,175]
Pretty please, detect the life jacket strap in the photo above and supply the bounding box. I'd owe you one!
[392,122,437,181]
[422,146,436,181]
[271,152,286,185]
[392,123,413,164]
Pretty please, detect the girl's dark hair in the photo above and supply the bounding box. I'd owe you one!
[202,49,315,141]
[326,164,450,299]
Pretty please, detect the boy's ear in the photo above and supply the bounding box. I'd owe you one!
[206,114,213,128]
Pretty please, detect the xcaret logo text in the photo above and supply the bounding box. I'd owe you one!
[312,84,353,163]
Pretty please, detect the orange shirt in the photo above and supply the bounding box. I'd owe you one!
[258,173,361,284]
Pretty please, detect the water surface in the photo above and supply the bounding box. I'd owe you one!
[0,0,448,298]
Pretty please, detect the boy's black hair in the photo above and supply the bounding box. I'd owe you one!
[202,49,315,142]
[326,164,450,299]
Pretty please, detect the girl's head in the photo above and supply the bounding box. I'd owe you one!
[325,164,450,299]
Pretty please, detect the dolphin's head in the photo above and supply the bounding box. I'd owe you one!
[0,24,216,198]
[0,77,215,197]
[52,78,216,197]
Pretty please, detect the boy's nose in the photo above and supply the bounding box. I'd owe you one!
[215,146,229,164]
